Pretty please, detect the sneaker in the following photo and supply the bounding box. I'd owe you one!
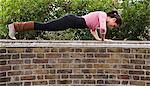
[8,24,17,40]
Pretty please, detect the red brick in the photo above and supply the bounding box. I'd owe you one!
[85,75,92,79]
[135,65,142,69]
[75,48,82,52]
[51,48,58,52]
[122,54,134,59]
[33,59,48,63]
[21,54,36,58]
[0,54,11,59]
[21,76,36,80]
[45,75,60,79]
[135,54,143,59]
[0,66,11,71]
[81,80,96,84]
[82,59,97,63]
[70,75,84,79]
[46,53,61,58]
[133,76,140,80]
[49,70,56,74]
[98,48,106,52]
[33,70,49,74]
[130,81,145,86]
[12,54,19,59]
[120,65,134,69]
[32,81,48,85]
[59,48,74,52]
[122,48,130,53]
[49,80,56,84]
[106,59,119,63]
[131,48,147,53]
[24,71,32,75]
[97,69,104,74]
[74,59,82,63]
[146,71,150,75]
[87,54,94,58]
[7,82,22,86]
[70,64,85,68]
[46,64,59,68]
[22,65,37,69]
[82,69,96,73]
[93,75,108,79]
[57,80,72,84]
[86,64,93,68]
[33,48,48,53]
[57,69,72,74]
[0,61,6,65]
[0,72,6,77]
[141,76,150,81]
[0,77,11,82]
[0,49,6,53]
[8,71,23,76]
[105,80,120,84]
[61,75,68,79]
[94,64,110,68]
[73,80,80,84]
[105,69,120,74]
[58,59,73,63]
[8,60,23,64]
[144,55,150,59]
[118,75,131,79]
[13,65,20,70]
[7,48,24,53]
[122,81,128,85]
[37,54,44,58]
[95,53,110,58]
[62,54,69,58]
[25,48,33,53]
[83,48,98,52]
[130,60,145,64]
[129,70,144,75]
[24,59,31,64]
[70,53,85,58]
[143,66,150,70]
[24,82,31,86]
[109,75,116,79]
[97,80,104,84]
[107,48,122,52]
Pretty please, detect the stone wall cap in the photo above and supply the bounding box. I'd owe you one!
[0,40,150,48]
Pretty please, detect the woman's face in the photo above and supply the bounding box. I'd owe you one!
[107,18,118,29]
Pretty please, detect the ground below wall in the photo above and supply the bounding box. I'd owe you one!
[0,40,150,86]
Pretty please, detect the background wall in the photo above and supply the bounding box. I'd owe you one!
[0,40,150,86]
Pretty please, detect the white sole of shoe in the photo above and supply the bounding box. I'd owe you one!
[8,24,17,40]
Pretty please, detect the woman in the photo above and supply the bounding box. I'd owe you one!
[8,11,122,41]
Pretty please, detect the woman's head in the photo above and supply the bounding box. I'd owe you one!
[106,11,122,29]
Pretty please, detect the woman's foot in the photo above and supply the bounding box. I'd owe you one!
[8,23,17,40]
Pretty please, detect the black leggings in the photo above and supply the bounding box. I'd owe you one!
[34,14,88,31]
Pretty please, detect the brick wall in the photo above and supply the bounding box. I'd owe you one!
[0,40,150,86]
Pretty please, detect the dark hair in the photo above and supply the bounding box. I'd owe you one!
[107,11,122,26]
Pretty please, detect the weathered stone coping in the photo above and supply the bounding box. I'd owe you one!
[0,40,150,48]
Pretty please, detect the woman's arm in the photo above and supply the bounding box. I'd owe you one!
[90,29,101,41]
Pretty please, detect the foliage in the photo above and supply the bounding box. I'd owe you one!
[0,0,150,40]
[108,0,150,40]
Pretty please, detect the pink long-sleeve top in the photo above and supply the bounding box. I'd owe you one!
[82,11,107,34]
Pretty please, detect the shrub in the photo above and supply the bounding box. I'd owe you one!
[0,0,150,40]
